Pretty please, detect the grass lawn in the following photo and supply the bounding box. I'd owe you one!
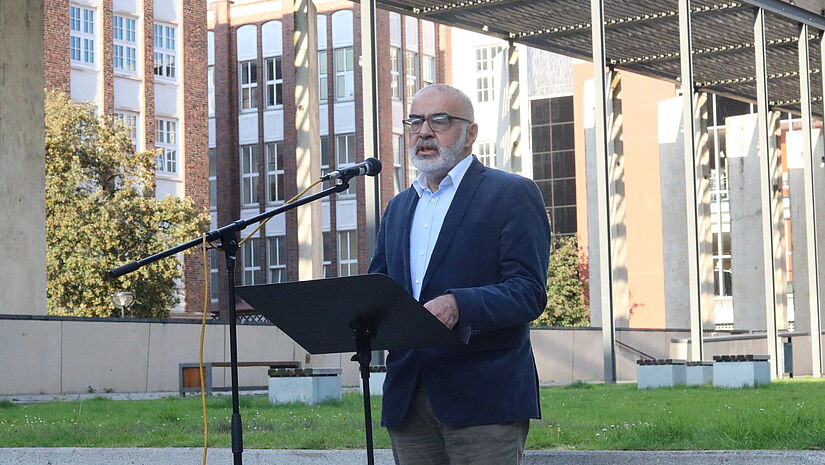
[1,379,823,450]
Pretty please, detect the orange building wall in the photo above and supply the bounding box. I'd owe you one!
[573,63,676,329]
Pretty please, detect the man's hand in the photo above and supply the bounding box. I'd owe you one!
[424,293,459,329]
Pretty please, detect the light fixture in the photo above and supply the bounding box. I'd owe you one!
[111,291,135,318]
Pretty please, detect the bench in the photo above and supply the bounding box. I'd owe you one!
[712,354,770,388]
[179,361,301,397]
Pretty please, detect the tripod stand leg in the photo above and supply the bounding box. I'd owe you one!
[351,327,375,465]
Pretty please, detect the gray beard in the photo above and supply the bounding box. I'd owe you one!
[408,127,468,180]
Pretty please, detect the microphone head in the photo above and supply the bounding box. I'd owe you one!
[364,157,382,176]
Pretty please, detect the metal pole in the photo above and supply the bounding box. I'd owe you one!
[590,0,616,383]
[754,8,780,379]
[678,0,704,361]
[802,28,824,377]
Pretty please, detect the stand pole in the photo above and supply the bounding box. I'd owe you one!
[221,231,244,465]
[351,325,375,465]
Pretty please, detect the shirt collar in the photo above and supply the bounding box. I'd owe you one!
[412,154,474,197]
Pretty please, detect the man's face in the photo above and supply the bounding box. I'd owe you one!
[406,90,478,179]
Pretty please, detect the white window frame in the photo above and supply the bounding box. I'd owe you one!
[209,249,219,302]
[113,15,137,73]
[405,51,419,103]
[322,231,333,278]
[475,46,500,103]
[393,133,406,194]
[337,230,358,277]
[114,110,139,148]
[422,55,436,87]
[70,5,95,66]
[267,236,287,284]
[336,134,356,197]
[390,47,402,100]
[241,238,262,285]
[209,147,217,210]
[154,23,177,80]
[208,66,215,116]
[318,50,328,102]
[155,118,178,175]
[239,60,257,111]
[478,141,495,167]
[266,141,284,204]
[264,56,282,108]
[334,47,354,102]
[240,144,258,206]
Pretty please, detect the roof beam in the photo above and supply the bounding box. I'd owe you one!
[613,34,802,65]
[511,1,742,39]
[695,67,820,88]
[412,0,527,16]
[739,0,825,31]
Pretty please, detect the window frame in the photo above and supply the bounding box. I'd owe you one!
[70,5,96,66]
[240,144,259,206]
[155,118,178,175]
[264,56,283,108]
[239,60,258,111]
[113,15,137,74]
[265,141,285,204]
[153,23,177,80]
[334,47,354,102]
[267,236,287,284]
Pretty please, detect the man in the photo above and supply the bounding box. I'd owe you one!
[368,84,551,465]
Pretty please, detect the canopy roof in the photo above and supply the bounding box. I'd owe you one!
[375,0,825,115]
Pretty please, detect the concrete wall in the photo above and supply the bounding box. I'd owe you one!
[0,317,698,396]
[0,1,47,315]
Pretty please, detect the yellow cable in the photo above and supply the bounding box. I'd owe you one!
[200,235,210,465]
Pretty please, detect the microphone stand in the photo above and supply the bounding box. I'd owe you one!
[109,179,351,465]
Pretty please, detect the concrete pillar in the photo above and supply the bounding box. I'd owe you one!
[584,74,629,328]
[0,1,46,315]
[657,96,715,330]
[786,129,825,373]
[293,0,322,281]
[504,43,523,175]
[726,113,787,331]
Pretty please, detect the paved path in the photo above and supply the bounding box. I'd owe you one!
[0,448,823,464]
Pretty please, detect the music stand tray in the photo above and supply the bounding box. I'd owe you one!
[236,273,468,465]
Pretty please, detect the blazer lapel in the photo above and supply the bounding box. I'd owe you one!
[420,159,485,293]
[400,189,419,294]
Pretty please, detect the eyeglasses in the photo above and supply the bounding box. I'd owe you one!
[402,113,472,134]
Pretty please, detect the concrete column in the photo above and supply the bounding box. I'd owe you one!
[0,1,46,315]
[786,129,825,372]
[504,43,523,175]
[293,0,322,281]
[584,74,629,328]
[726,113,787,331]
[657,96,715,330]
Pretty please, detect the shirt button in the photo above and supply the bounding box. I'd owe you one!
[419,250,425,256]
[424,223,429,229]
[415,279,421,284]
[430,198,437,203]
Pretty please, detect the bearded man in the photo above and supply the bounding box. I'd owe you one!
[368,84,551,465]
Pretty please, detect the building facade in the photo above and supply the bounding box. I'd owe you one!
[44,0,209,314]
[207,0,450,315]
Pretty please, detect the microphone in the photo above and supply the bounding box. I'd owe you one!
[322,157,382,181]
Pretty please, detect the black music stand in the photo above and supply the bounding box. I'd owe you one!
[236,273,469,465]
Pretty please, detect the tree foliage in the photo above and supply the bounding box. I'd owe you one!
[45,91,209,317]
[534,236,590,327]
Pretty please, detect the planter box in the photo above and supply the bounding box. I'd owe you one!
[268,368,342,405]
[712,355,770,388]
[636,359,686,389]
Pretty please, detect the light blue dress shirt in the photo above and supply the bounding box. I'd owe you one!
[409,154,475,301]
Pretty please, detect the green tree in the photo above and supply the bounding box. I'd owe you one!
[534,236,590,327]
[45,91,209,317]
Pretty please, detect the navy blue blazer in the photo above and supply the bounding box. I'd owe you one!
[368,157,551,427]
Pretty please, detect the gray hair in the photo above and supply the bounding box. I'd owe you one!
[413,84,475,122]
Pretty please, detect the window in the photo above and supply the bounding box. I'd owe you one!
[337,230,358,277]
[393,134,406,194]
[154,24,176,79]
[155,118,178,174]
[390,48,402,100]
[336,134,356,196]
[241,238,262,285]
[114,111,138,147]
[240,145,258,206]
[239,60,257,110]
[475,46,500,103]
[113,15,137,73]
[266,141,284,203]
[264,57,282,108]
[267,236,287,283]
[70,6,95,65]
[422,55,436,87]
[405,51,419,102]
[209,249,219,301]
[209,148,217,210]
[322,231,333,277]
[334,47,354,101]
[208,66,215,116]
[478,142,495,168]
[531,96,575,236]
[318,51,328,101]
[320,136,331,187]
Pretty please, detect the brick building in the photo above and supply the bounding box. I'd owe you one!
[44,0,209,314]
[207,0,451,314]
